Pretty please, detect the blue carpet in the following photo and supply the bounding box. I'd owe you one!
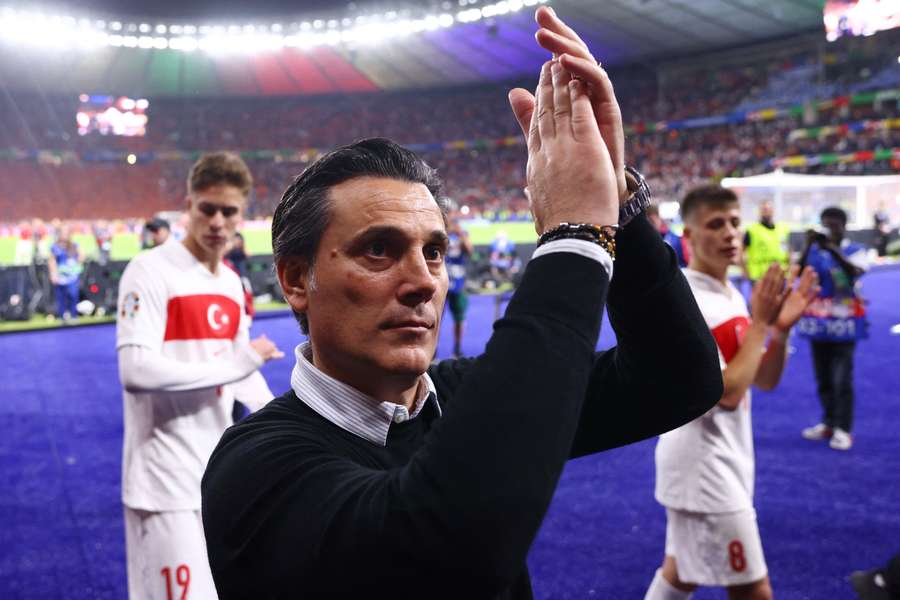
[1,270,898,599]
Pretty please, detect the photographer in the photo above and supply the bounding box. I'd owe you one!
[797,207,869,451]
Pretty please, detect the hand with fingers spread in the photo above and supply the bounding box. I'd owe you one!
[508,59,619,235]
[774,265,819,332]
[531,6,627,203]
[750,264,786,326]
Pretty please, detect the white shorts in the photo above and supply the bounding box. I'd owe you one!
[124,507,219,600]
[664,507,767,587]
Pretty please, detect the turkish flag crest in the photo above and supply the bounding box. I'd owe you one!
[164,294,241,341]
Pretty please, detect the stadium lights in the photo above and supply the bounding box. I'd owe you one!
[0,0,549,54]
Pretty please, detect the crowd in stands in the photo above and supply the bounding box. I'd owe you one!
[0,27,898,223]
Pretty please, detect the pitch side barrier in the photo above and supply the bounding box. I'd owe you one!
[4,234,899,326]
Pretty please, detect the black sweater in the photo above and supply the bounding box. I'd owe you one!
[201,215,723,599]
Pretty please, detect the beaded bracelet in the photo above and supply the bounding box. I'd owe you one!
[537,222,619,260]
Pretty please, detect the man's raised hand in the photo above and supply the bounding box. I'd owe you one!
[533,6,627,203]
[509,59,618,234]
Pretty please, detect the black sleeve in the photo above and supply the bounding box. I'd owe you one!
[744,230,751,247]
[570,214,723,458]
[202,252,609,598]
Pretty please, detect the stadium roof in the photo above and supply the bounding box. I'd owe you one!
[0,0,825,96]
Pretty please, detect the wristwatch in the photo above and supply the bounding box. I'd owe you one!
[619,165,652,226]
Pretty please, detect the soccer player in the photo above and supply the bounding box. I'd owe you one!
[116,152,283,600]
[444,218,473,357]
[645,184,818,600]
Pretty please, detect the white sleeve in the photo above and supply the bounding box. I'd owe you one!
[116,258,167,350]
[118,344,263,393]
[531,238,614,280]
[229,371,276,412]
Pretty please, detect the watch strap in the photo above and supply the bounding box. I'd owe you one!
[619,165,652,226]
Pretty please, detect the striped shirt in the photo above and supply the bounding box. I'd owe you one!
[290,342,441,446]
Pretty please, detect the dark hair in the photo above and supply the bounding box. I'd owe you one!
[144,217,170,233]
[272,137,447,333]
[820,206,848,226]
[188,151,253,197]
[680,184,738,222]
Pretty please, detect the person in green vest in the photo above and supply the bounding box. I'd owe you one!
[742,201,790,284]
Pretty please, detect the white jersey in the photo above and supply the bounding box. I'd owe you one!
[117,240,258,511]
[655,269,755,514]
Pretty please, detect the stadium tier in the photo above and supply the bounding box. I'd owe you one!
[1,19,898,225]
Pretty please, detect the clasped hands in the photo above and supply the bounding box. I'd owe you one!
[508,7,626,235]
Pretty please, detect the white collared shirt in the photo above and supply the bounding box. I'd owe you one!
[289,239,611,446]
[291,342,441,446]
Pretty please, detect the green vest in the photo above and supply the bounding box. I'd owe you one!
[745,222,789,280]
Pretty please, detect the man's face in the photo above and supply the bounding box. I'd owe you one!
[300,177,449,386]
[185,184,245,262]
[684,202,742,274]
[150,228,169,246]
[760,201,774,222]
[822,215,845,242]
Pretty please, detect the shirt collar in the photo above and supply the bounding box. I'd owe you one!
[290,342,441,446]
[683,268,735,295]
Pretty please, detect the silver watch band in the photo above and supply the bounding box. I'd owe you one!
[619,165,652,226]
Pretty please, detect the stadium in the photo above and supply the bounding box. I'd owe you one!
[0,0,898,597]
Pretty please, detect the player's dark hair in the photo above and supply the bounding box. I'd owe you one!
[188,152,253,197]
[820,206,848,226]
[680,184,738,223]
[272,137,447,334]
